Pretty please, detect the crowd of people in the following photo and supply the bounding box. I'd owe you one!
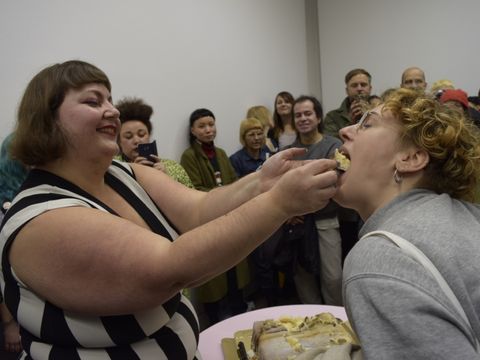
[0,60,479,359]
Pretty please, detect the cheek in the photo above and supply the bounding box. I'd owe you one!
[191,128,200,137]
[353,139,397,179]
[119,138,133,150]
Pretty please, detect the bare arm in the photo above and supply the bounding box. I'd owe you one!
[135,148,314,232]
[10,155,337,316]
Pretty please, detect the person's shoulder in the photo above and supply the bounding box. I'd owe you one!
[214,146,230,160]
[180,146,196,159]
[344,233,420,284]
[229,148,246,162]
[324,134,342,146]
[160,159,185,173]
[285,138,303,149]
[325,107,342,117]
[161,158,181,168]
[230,147,245,157]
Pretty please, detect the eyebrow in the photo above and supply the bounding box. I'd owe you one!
[84,88,112,102]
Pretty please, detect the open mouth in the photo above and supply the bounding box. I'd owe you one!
[334,148,350,172]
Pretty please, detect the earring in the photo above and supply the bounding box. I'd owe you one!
[394,169,403,184]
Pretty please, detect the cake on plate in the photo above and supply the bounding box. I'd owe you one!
[249,312,359,360]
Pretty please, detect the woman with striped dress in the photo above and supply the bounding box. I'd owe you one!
[0,60,338,359]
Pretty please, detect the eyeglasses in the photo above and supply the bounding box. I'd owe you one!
[356,110,371,127]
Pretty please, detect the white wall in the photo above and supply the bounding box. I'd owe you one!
[317,0,480,114]
[3,1,477,161]
[0,0,309,160]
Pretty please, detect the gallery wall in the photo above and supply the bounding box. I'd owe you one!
[0,0,311,159]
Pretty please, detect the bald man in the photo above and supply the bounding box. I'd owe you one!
[401,67,427,91]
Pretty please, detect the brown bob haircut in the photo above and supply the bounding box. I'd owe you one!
[11,60,111,166]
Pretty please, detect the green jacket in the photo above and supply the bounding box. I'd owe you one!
[180,142,249,303]
[323,97,352,138]
[180,141,237,191]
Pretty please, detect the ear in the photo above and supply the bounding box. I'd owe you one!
[395,147,429,173]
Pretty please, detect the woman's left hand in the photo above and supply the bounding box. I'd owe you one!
[258,148,310,192]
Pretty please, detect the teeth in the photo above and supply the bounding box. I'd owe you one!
[98,127,115,135]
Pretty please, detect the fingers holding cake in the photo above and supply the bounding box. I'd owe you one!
[269,159,338,217]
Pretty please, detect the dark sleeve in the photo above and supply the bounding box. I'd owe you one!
[229,153,241,178]
[217,148,237,185]
[323,111,341,138]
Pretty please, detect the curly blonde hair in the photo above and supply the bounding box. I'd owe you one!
[383,88,480,201]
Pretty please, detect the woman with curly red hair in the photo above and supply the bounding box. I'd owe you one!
[336,88,480,358]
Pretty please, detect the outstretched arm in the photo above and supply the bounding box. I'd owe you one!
[10,152,337,315]
[135,148,315,232]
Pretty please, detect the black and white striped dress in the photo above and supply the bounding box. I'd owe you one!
[0,161,201,359]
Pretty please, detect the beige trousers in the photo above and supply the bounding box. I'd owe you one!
[294,217,343,306]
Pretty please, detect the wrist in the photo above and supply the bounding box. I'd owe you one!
[264,190,291,222]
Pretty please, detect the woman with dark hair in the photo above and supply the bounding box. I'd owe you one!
[116,97,193,187]
[273,91,297,149]
[181,108,237,190]
[180,108,247,328]
[0,60,338,359]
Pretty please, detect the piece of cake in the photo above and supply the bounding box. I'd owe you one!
[334,149,350,171]
[250,313,358,360]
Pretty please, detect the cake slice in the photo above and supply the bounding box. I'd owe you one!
[334,149,350,171]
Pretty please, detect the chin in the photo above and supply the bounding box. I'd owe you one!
[333,189,351,209]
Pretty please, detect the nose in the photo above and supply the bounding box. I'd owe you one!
[339,124,356,142]
[105,103,120,119]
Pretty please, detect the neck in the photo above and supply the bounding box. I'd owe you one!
[300,131,323,145]
[196,139,214,146]
[38,153,112,197]
[281,115,292,128]
[245,147,261,159]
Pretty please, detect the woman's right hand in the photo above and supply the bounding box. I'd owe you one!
[270,158,338,218]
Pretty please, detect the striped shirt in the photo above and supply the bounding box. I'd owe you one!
[0,161,201,359]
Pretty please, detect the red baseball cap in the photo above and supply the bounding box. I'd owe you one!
[440,89,469,109]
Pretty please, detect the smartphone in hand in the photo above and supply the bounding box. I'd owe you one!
[137,140,158,161]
